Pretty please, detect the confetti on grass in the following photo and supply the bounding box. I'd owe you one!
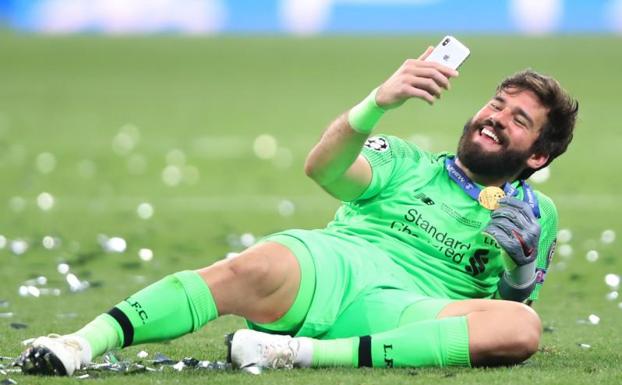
[82,351,231,376]
[13,350,233,377]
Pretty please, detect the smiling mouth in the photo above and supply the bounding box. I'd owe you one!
[479,127,502,145]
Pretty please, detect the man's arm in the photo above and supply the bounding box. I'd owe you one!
[304,47,459,201]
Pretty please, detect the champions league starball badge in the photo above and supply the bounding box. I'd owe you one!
[364,137,389,152]
[478,186,505,210]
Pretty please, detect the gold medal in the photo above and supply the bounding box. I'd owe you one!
[478,186,505,210]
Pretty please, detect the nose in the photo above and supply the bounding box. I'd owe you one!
[490,108,511,129]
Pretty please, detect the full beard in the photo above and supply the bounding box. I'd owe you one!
[456,118,532,182]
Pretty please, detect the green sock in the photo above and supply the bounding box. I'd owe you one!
[311,337,359,367]
[75,270,218,358]
[311,316,470,368]
[74,314,121,359]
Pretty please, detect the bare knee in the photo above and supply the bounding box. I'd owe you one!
[511,304,542,361]
[468,301,542,366]
[226,252,274,293]
[491,303,542,365]
[197,242,300,321]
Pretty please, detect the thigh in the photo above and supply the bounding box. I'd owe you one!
[322,289,431,339]
[254,229,406,338]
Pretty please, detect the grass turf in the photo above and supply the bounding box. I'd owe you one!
[0,32,621,384]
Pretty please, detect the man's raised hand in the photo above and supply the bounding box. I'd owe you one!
[375,47,459,109]
[484,197,541,268]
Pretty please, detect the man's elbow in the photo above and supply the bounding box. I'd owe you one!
[304,158,328,185]
[303,158,316,179]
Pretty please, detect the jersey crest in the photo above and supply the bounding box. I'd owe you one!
[364,136,389,152]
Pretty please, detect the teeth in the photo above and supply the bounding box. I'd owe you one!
[481,128,500,144]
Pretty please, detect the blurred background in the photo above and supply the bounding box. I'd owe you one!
[1,0,621,35]
[0,1,621,383]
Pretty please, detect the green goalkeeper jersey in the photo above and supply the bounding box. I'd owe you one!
[324,135,558,302]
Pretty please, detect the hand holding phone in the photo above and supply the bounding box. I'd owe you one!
[374,37,467,107]
[424,35,470,70]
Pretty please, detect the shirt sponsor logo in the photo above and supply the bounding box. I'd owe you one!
[403,207,472,263]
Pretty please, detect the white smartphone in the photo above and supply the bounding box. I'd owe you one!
[424,35,470,70]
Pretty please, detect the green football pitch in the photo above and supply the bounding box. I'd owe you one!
[0,33,621,384]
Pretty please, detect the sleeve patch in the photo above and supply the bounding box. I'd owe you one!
[546,239,557,267]
[535,268,547,284]
[364,136,389,152]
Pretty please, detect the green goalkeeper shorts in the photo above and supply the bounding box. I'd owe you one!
[247,229,454,339]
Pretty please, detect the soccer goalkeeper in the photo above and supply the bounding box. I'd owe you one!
[20,45,578,375]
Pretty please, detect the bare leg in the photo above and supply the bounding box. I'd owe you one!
[197,241,301,324]
[437,299,542,366]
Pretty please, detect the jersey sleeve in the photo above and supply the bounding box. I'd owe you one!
[356,135,421,200]
[528,193,559,302]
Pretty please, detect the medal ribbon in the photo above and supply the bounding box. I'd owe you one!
[444,156,540,218]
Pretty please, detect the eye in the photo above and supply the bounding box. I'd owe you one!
[514,116,527,127]
[489,101,501,111]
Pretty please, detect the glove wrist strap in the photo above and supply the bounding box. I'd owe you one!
[505,260,536,287]
[496,261,536,302]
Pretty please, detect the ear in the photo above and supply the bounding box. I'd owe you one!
[526,152,549,170]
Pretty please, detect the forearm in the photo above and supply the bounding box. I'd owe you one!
[304,53,455,194]
[304,113,370,186]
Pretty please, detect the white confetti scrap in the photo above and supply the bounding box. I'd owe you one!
[240,233,256,248]
[586,250,599,263]
[253,134,278,159]
[605,273,620,289]
[10,239,28,255]
[601,229,616,244]
[36,152,57,174]
[588,314,600,325]
[138,248,154,262]
[37,192,55,211]
[102,236,127,253]
[162,165,183,186]
[557,229,572,243]
[57,263,70,275]
[557,244,573,258]
[137,202,154,219]
[278,200,295,217]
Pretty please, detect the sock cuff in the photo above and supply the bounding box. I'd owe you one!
[173,270,218,331]
[443,316,471,367]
